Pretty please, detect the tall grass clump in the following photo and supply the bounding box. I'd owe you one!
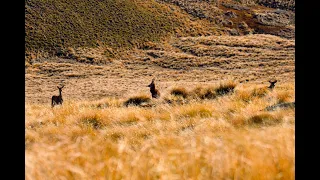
[191,85,217,100]
[123,94,151,107]
[188,80,237,100]
[77,111,105,129]
[170,87,189,99]
[215,80,237,96]
[235,85,269,102]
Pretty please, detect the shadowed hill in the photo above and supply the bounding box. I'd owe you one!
[25,0,182,54]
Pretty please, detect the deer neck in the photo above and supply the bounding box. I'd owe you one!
[59,90,62,97]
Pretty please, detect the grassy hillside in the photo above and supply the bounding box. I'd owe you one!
[25,0,294,60]
[25,0,182,54]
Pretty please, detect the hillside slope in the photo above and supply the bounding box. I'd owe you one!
[25,0,294,60]
[25,0,181,53]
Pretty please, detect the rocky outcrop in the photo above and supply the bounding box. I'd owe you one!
[263,102,295,111]
[253,10,294,27]
[258,0,295,11]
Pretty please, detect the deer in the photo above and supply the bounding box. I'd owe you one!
[147,78,160,99]
[51,85,64,107]
[268,80,277,90]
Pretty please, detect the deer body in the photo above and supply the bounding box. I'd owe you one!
[147,79,160,98]
[51,86,64,107]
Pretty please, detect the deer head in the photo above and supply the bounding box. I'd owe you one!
[268,80,277,89]
[58,85,64,90]
[147,78,155,88]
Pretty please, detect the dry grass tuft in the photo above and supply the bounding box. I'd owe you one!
[274,90,293,103]
[189,80,237,100]
[247,113,283,126]
[170,87,189,99]
[191,85,218,100]
[175,103,214,119]
[123,95,151,107]
[163,94,188,105]
[251,87,269,98]
[215,80,237,96]
[78,112,105,129]
[235,85,270,102]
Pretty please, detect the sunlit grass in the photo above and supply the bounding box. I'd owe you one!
[26,83,294,179]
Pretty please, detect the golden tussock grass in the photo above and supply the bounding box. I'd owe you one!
[123,94,152,107]
[170,87,189,99]
[26,82,294,179]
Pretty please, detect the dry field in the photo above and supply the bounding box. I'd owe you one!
[25,34,295,179]
[25,34,294,104]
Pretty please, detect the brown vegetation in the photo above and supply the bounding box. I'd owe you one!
[25,0,294,179]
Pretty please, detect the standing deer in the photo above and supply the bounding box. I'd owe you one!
[51,85,64,107]
[147,78,160,98]
[268,80,277,90]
